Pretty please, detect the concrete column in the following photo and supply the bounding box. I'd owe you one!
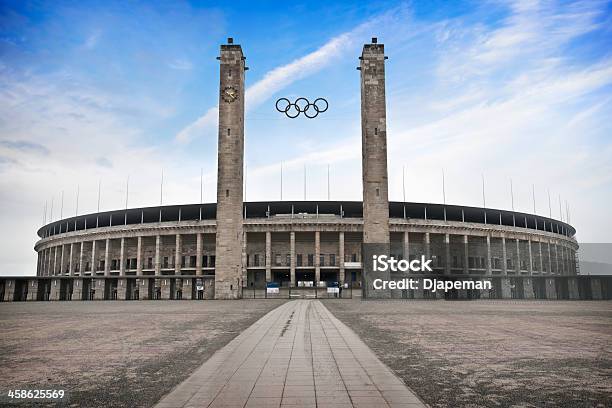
[139,278,150,300]
[104,238,110,275]
[501,237,507,275]
[554,243,559,275]
[72,278,83,301]
[424,232,431,259]
[60,245,65,275]
[547,240,552,273]
[47,248,52,276]
[545,277,557,299]
[527,240,533,274]
[204,277,214,299]
[136,236,143,275]
[515,239,520,273]
[523,277,535,299]
[175,234,181,275]
[119,237,126,276]
[538,240,544,272]
[590,278,603,300]
[155,235,161,275]
[94,279,105,300]
[79,242,84,274]
[445,234,451,275]
[196,233,202,276]
[49,278,61,300]
[117,278,127,300]
[568,277,579,299]
[49,248,53,276]
[402,231,409,260]
[265,231,272,283]
[182,278,193,300]
[290,232,296,287]
[160,278,171,300]
[68,243,74,276]
[47,249,53,276]
[90,239,96,276]
[53,246,58,276]
[4,279,15,301]
[500,277,512,299]
[463,235,469,275]
[315,231,320,285]
[27,279,39,301]
[485,235,492,275]
[339,232,345,285]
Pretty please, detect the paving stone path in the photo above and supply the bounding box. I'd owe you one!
[155,300,425,408]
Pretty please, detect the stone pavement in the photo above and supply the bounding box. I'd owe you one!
[155,300,425,408]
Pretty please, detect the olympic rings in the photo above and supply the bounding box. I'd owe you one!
[275,97,328,118]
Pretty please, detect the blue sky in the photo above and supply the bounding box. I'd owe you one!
[1,0,611,275]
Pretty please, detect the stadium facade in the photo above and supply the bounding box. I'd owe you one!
[1,38,609,301]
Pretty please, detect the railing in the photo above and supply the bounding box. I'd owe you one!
[241,286,353,299]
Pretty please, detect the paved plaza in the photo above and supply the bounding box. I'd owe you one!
[326,299,612,408]
[156,300,424,408]
[0,300,285,407]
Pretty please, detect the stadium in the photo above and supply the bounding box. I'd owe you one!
[1,38,608,301]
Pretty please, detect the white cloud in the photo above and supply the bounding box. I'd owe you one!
[168,59,193,70]
[176,107,218,143]
[83,30,101,49]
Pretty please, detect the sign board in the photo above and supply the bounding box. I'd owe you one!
[344,262,362,268]
[327,287,339,294]
[267,282,280,294]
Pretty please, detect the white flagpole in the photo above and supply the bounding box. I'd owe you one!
[160,169,164,206]
[60,190,64,220]
[303,164,306,201]
[481,174,486,208]
[532,184,536,214]
[442,168,446,205]
[97,180,101,213]
[327,164,330,200]
[200,168,203,204]
[125,176,130,210]
[482,174,487,224]
[50,196,54,221]
[280,162,283,201]
[402,165,406,203]
[75,185,79,217]
[510,178,514,211]
[43,200,47,225]
[547,189,552,218]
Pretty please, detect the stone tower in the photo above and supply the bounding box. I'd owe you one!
[360,38,390,245]
[215,38,246,299]
[360,38,390,299]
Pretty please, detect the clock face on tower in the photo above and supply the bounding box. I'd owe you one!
[222,86,238,103]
